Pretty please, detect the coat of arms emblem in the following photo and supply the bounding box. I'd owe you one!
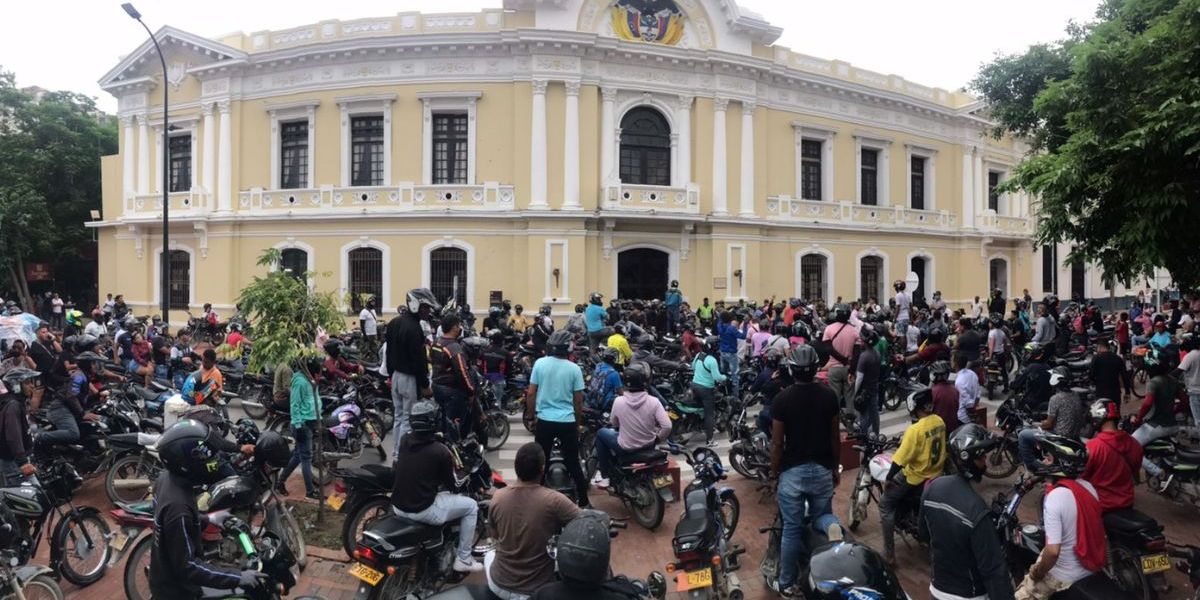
[611,0,685,45]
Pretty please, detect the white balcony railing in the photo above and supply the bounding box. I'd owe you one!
[978,212,1034,235]
[125,190,210,216]
[765,195,959,230]
[603,183,700,215]
[237,182,515,214]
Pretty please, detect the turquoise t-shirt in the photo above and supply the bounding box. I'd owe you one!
[531,356,585,423]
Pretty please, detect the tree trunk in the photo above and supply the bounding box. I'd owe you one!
[7,261,32,314]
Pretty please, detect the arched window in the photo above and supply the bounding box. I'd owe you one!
[280,248,308,282]
[800,254,827,304]
[430,247,468,308]
[859,255,884,303]
[990,258,1009,297]
[619,107,671,186]
[167,250,190,309]
[348,247,382,312]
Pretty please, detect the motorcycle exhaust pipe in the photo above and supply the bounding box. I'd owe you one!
[112,478,152,490]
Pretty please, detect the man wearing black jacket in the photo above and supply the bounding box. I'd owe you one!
[386,288,438,456]
[1090,340,1131,403]
[430,315,474,440]
[0,368,40,485]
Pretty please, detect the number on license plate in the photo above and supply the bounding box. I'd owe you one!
[111,533,128,552]
[675,568,713,591]
[348,562,384,586]
[1141,553,1170,574]
[326,495,345,511]
[653,475,673,489]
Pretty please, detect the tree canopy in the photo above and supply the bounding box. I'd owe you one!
[0,68,117,309]
[971,0,1200,289]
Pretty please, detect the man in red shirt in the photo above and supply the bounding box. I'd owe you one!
[1081,399,1142,513]
[679,324,703,362]
[929,361,960,433]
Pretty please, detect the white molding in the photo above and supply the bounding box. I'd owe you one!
[725,243,747,301]
[987,252,1012,299]
[613,93,681,186]
[269,102,319,190]
[854,247,890,303]
[339,238,392,312]
[155,126,199,193]
[905,249,936,303]
[544,239,569,302]
[612,243,679,299]
[152,243,196,309]
[338,95,396,187]
[855,137,890,207]
[272,238,317,290]
[984,164,1009,216]
[795,247,834,305]
[421,238,476,310]
[420,93,480,185]
[793,124,836,201]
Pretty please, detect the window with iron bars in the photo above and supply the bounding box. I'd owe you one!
[167,250,190,309]
[801,139,823,201]
[348,247,382,313]
[910,156,925,210]
[800,254,826,302]
[860,256,883,302]
[860,148,878,205]
[430,247,467,308]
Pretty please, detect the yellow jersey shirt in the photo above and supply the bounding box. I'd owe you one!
[606,334,633,365]
[891,414,947,485]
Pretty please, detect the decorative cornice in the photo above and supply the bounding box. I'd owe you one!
[531,79,549,95]
[601,87,619,102]
[564,81,581,96]
[712,97,730,111]
[674,95,693,111]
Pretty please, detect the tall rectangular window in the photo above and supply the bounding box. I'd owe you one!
[348,247,382,313]
[350,115,384,187]
[800,139,822,200]
[1042,244,1056,293]
[168,134,191,193]
[988,171,1001,212]
[910,155,925,210]
[432,113,468,185]
[860,148,878,206]
[167,250,190,310]
[280,120,309,189]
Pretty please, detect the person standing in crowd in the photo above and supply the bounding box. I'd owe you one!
[680,324,703,361]
[584,293,608,351]
[822,303,859,418]
[1178,335,1200,429]
[430,314,475,440]
[0,368,39,485]
[717,311,749,403]
[359,298,380,345]
[854,325,882,436]
[1090,338,1131,404]
[894,281,911,339]
[1082,400,1141,513]
[386,288,437,455]
[696,298,715,334]
[770,345,843,597]
[585,348,624,412]
[929,360,960,433]
[508,305,531,334]
[276,357,322,499]
[691,336,726,448]
[564,304,586,337]
[953,352,980,425]
[50,293,64,330]
[664,280,683,336]
[970,296,984,320]
[526,330,589,507]
[606,324,632,368]
[988,288,1006,316]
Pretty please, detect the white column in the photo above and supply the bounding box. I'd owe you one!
[975,152,986,215]
[711,97,729,215]
[738,101,755,217]
[600,87,617,187]
[529,79,549,209]
[421,99,433,185]
[154,127,163,193]
[878,145,891,207]
[674,95,692,186]
[562,81,581,209]
[137,115,150,195]
[202,104,216,199]
[961,147,976,228]
[121,117,135,201]
[217,100,233,212]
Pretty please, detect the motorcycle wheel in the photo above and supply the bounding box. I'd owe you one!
[342,497,392,559]
[362,413,388,462]
[242,387,271,420]
[626,479,665,530]
[278,502,308,571]
[719,493,740,541]
[846,471,871,531]
[1109,545,1155,600]
[882,386,903,412]
[21,574,64,600]
[54,511,111,586]
[123,534,153,600]
[370,563,419,600]
[983,443,1019,479]
[105,453,157,505]
[483,410,510,451]
[728,446,756,480]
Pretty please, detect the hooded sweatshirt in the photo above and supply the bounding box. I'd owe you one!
[1082,429,1143,513]
[610,391,671,451]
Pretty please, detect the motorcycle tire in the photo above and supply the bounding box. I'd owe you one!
[21,574,65,600]
[242,387,271,420]
[882,386,903,412]
[626,479,665,530]
[719,493,740,541]
[728,446,756,480]
[122,534,153,600]
[53,510,111,586]
[275,503,308,571]
[367,563,420,600]
[483,410,510,452]
[105,453,158,505]
[983,443,1019,480]
[1109,545,1156,600]
[342,496,393,559]
[846,471,871,531]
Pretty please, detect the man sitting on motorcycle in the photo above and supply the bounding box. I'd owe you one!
[0,367,40,485]
[1018,367,1087,473]
[35,351,103,452]
[591,368,671,489]
[322,340,363,382]
[1012,343,1053,412]
[586,348,624,412]
[880,387,946,567]
[921,424,1014,600]
[391,399,483,573]
[749,348,790,435]
[1081,399,1142,513]
[1017,432,1105,599]
[905,325,950,366]
[1130,347,1182,480]
[531,513,646,600]
[481,329,512,407]
[929,360,960,433]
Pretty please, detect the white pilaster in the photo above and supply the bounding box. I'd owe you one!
[600,87,617,187]
[562,81,581,209]
[974,151,986,216]
[961,147,976,228]
[738,101,755,217]
[137,116,150,195]
[674,95,692,186]
[121,117,135,201]
[202,104,216,199]
[154,126,163,193]
[529,79,549,209]
[711,97,729,215]
[217,100,233,212]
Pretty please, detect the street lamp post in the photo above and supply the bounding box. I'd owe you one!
[122,2,170,332]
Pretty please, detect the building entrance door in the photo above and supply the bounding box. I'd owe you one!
[617,248,669,301]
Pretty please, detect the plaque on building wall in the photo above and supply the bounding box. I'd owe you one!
[490,290,504,305]
[611,0,684,45]
[713,277,727,290]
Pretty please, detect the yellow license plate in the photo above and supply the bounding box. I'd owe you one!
[326,494,345,511]
[676,568,713,591]
[1141,553,1170,574]
[111,533,128,552]
[348,562,384,586]
[653,475,673,489]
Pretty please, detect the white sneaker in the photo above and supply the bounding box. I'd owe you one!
[826,523,844,542]
[591,474,610,488]
[705,439,719,448]
[453,557,483,573]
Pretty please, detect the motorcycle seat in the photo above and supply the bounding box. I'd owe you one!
[1067,358,1092,371]
[108,432,142,448]
[618,448,667,466]
[367,515,442,546]
[361,463,396,487]
[1102,508,1159,534]
[133,386,162,402]
[1175,446,1200,463]
[140,417,164,432]
[673,489,714,546]
[322,415,341,428]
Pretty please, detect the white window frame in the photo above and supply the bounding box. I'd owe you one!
[152,242,196,309]
[151,116,199,193]
[726,243,747,302]
[418,91,482,186]
[988,254,1011,299]
[543,239,570,304]
[795,247,834,305]
[855,247,890,304]
[421,238,476,310]
[854,133,892,206]
[267,100,320,190]
[337,94,396,188]
[273,239,316,291]
[904,144,937,211]
[792,122,836,201]
[905,250,936,305]
[985,166,1008,215]
[340,238,391,313]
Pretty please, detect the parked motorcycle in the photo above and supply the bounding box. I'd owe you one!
[597,444,675,530]
[1140,432,1200,507]
[0,551,61,600]
[844,432,917,538]
[1168,543,1200,600]
[726,394,770,483]
[984,398,1036,480]
[664,446,744,599]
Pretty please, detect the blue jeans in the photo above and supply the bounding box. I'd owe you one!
[1190,393,1200,431]
[393,492,478,562]
[37,403,80,449]
[855,388,879,437]
[595,427,621,478]
[281,421,315,494]
[1017,427,1041,472]
[667,305,680,335]
[777,463,839,588]
[720,351,740,400]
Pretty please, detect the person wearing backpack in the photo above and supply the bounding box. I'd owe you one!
[820,304,859,418]
[587,348,624,412]
[691,336,726,448]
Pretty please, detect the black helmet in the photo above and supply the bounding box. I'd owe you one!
[73,351,105,365]
[703,335,720,354]
[410,400,440,437]
[589,292,603,305]
[323,340,342,358]
[622,367,647,392]
[989,314,1003,328]
[1,367,40,392]
[254,431,291,469]
[1025,431,1088,479]
[808,541,906,600]
[598,347,618,365]
[514,304,524,312]
[537,304,550,317]
[405,288,440,313]
[764,347,784,367]
[547,330,573,357]
[612,324,625,336]
[1049,366,1071,388]
[158,419,225,485]
[635,334,654,348]
[831,303,851,324]
[926,325,947,344]
[574,304,585,314]
[859,324,879,346]
[791,321,811,339]
[1089,399,1121,427]
[906,387,934,420]
[670,280,679,289]
[930,360,952,382]
[783,344,820,380]
[949,423,997,482]
[555,514,611,586]
[489,305,503,319]
[462,336,489,358]
[893,280,906,292]
[487,328,504,343]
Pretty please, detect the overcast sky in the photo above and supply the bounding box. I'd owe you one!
[3,0,1100,113]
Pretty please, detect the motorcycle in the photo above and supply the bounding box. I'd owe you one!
[102,431,162,505]
[726,394,770,483]
[1140,432,1200,507]
[843,432,916,536]
[1168,543,1200,600]
[183,311,226,345]
[596,443,675,530]
[0,551,62,600]
[267,381,387,482]
[983,398,1034,479]
[664,446,744,599]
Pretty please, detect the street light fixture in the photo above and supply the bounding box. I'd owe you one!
[122,2,170,332]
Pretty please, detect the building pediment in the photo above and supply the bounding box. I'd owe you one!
[99,25,247,93]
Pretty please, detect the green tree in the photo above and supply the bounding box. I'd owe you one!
[0,68,118,308]
[971,0,1200,289]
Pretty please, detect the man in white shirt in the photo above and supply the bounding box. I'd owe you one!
[970,296,984,320]
[894,281,912,338]
[953,352,980,426]
[1176,336,1200,433]
[83,311,106,339]
[359,298,380,340]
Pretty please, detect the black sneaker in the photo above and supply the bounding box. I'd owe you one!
[305,490,321,501]
[273,484,289,497]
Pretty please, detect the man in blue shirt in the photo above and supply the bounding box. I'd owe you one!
[717,311,749,400]
[664,281,684,336]
[525,330,590,506]
[587,348,624,411]
[584,292,609,351]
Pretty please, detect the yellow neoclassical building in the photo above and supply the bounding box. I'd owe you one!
[93,0,1044,323]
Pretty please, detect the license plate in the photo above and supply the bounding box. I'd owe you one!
[1141,553,1170,574]
[348,562,384,586]
[326,494,346,511]
[111,533,128,552]
[653,475,673,489]
[676,568,713,591]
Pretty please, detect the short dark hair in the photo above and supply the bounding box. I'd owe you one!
[514,442,545,482]
[202,348,217,362]
[442,314,462,333]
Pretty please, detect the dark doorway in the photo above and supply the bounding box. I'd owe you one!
[1071,260,1086,303]
[617,248,669,301]
[430,247,468,308]
[910,256,927,305]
